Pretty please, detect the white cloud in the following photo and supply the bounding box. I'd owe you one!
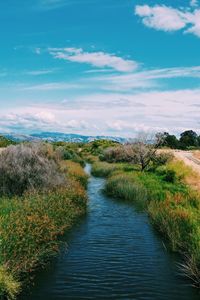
[91,65,200,92]
[190,0,198,7]
[26,70,55,76]
[0,110,90,133]
[135,4,200,37]
[20,82,83,91]
[1,88,200,136]
[135,5,186,32]
[48,47,138,72]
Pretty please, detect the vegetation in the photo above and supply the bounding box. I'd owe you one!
[0,143,88,299]
[0,136,16,148]
[100,137,172,171]
[83,139,120,156]
[162,130,200,150]
[91,161,124,177]
[0,143,65,197]
[91,153,200,286]
[54,143,85,167]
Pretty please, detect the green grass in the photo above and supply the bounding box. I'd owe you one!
[105,173,148,209]
[92,160,200,286]
[0,161,88,299]
[91,161,124,177]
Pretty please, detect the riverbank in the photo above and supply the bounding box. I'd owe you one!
[92,159,200,287]
[0,160,88,299]
[18,163,199,300]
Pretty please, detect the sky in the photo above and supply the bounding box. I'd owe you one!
[0,0,200,137]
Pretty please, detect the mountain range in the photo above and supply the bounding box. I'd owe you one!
[2,132,127,143]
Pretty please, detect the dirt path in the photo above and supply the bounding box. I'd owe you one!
[173,150,200,175]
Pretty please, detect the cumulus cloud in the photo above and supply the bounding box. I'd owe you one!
[1,88,200,136]
[0,111,90,133]
[135,4,200,37]
[48,47,138,72]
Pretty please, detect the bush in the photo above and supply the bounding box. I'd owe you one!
[55,147,85,167]
[0,143,65,197]
[156,166,177,183]
[101,145,135,163]
[152,152,173,168]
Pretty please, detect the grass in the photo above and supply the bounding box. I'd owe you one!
[92,160,200,286]
[0,161,88,299]
[91,161,131,177]
[92,162,119,177]
[62,160,89,188]
[105,173,148,209]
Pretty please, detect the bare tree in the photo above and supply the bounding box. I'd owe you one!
[128,133,165,171]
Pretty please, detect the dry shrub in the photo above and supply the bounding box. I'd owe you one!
[102,145,136,163]
[0,143,65,197]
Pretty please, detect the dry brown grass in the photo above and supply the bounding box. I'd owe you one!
[192,150,200,160]
[159,149,200,191]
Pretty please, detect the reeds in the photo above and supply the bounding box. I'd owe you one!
[0,160,88,298]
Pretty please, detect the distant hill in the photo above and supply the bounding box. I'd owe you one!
[2,132,127,144]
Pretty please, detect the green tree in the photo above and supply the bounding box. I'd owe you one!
[161,132,179,149]
[179,130,198,149]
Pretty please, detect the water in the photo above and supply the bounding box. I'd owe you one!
[20,164,199,299]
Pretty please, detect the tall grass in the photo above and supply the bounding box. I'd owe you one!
[148,192,200,286]
[91,162,123,177]
[105,173,147,209]
[62,160,89,188]
[0,159,88,298]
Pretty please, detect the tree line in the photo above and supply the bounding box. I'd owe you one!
[161,130,200,150]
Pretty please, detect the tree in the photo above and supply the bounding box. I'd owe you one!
[130,133,165,171]
[160,132,179,149]
[179,130,198,149]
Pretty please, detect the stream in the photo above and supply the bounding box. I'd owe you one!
[20,164,199,299]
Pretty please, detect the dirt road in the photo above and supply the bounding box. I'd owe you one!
[172,150,200,175]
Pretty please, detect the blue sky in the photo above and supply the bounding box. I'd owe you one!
[0,0,200,137]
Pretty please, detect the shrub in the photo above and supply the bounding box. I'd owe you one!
[55,147,85,167]
[156,166,177,183]
[0,143,65,197]
[101,145,135,163]
[152,152,173,168]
